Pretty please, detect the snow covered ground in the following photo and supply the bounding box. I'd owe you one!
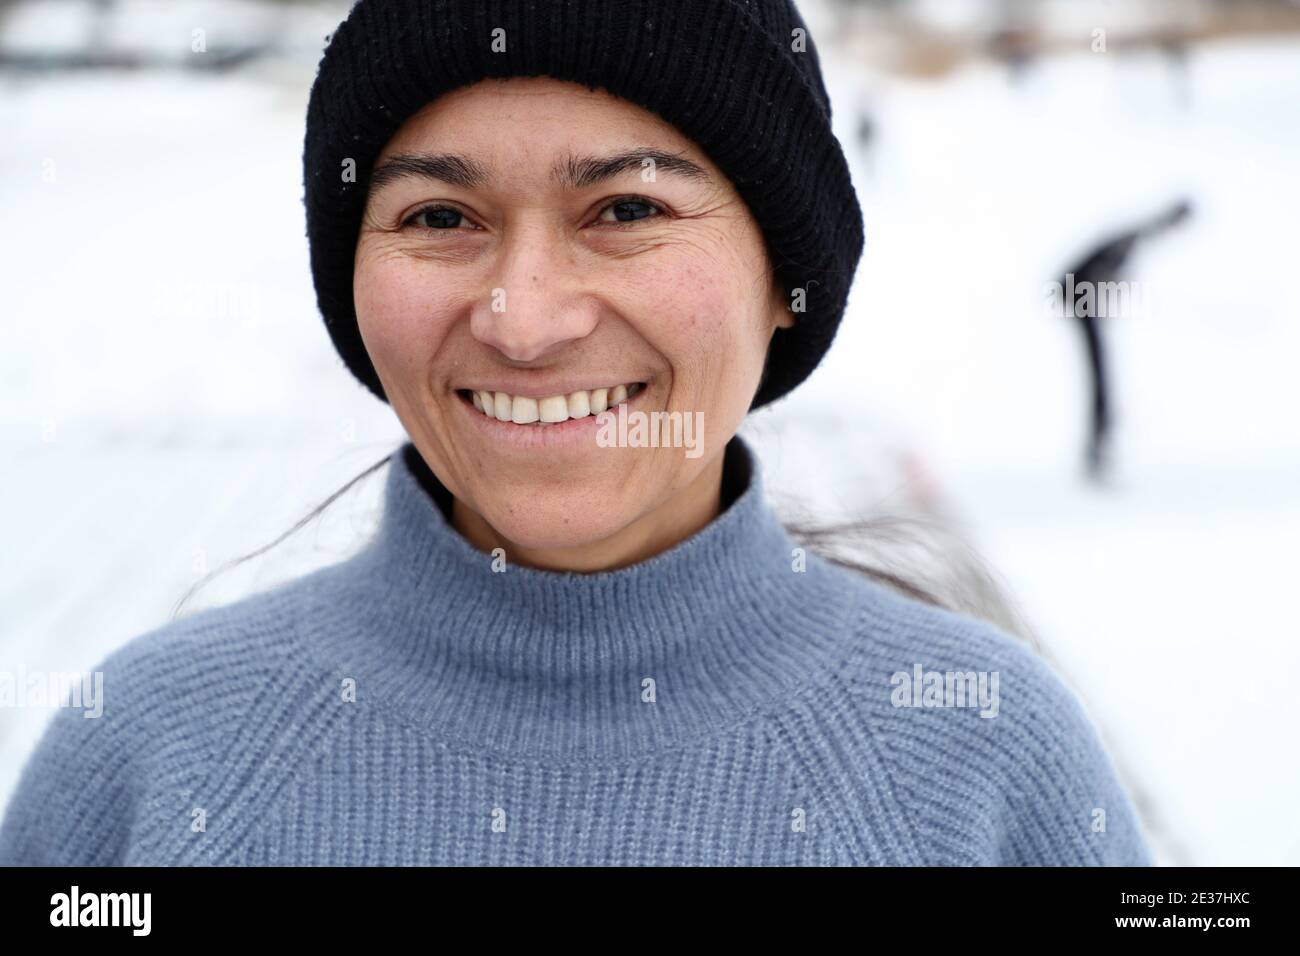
[2,5,1297,865]
[785,32,1300,867]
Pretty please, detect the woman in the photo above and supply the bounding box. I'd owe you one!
[0,0,1150,866]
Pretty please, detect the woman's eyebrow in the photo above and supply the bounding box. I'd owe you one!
[368,148,713,196]
[557,148,713,189]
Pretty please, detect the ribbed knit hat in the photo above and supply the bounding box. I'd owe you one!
[303,0,863,410]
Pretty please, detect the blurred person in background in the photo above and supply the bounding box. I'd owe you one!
[1059,199,1193,482]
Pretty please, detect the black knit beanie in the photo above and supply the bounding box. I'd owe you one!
[303,0,863,410]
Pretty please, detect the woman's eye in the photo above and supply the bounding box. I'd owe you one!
[598,198,662,225]
[400,199,663,232]
[404,206,471,230]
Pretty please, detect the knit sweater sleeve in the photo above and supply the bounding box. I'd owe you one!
[967,639,1153,866]
[0,594,304,867]
[851,592,1153,866]
[0,639,151,865]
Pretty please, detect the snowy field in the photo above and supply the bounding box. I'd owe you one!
[2,6,1298,865]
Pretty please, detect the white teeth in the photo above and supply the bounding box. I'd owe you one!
[511,396,539,424]
[566,390,590,419]
[468,384,640,425]
[538,395,569,423]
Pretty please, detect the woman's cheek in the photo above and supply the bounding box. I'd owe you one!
[637,254,736,349]
[354,258,449,376]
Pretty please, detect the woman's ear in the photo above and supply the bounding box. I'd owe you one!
[770,276,795,330]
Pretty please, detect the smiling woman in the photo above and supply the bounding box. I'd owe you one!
[0,0,1152,868]
[352,77,790,569]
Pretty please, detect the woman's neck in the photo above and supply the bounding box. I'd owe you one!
[450,456,725,573]
[405,440,753,573]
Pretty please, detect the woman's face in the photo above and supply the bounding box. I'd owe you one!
[354,76,791,563]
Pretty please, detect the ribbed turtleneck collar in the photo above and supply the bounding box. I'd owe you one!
[315,434,863,759]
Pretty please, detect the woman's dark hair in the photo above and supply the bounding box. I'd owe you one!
[170,447,1039,652]
[781,508,1040,652]
[170,451,393,622]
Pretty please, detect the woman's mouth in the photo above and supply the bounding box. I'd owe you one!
[457,383,646,425]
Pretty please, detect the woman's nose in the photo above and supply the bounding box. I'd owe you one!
[468,232,600,363]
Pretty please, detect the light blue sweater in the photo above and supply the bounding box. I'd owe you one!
[0,437,1151,865]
